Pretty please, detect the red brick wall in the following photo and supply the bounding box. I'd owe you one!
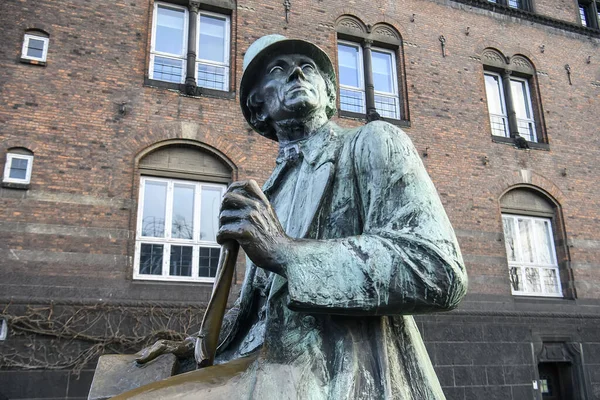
[1,0,599,304]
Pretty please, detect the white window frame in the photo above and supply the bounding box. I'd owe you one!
[0,319,7,341]
[510,76,537,142]
[484,71,509,138]
[338,40,366,114]
[21,33,49,62]
[195,11,230,91]
[371,46,401,120]
[3,153,34,184]
[134,176,226,283]
[502,214,563,297]
[149,2,189,84]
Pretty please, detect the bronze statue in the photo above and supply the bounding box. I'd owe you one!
[121,34,468,399]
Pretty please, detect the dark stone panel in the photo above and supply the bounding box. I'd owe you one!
[464,385,512,400]
[471,343,532,366]
[67,370,95,398]
[486,366,506,385]
[435,366,455,387]
[511,384,534,399]
[422,322,484,342]
[591,383,600,400]
[443,386,466,400]
[436,342,532,367]
[454,366,487,386]
[584,344,600,362]
[483,324,532,343]
[435,342,477,366]
[589,364,600,383]
[503,365,535,385]
[0,370,69,398]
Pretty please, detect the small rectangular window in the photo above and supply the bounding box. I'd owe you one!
[371,48,400,119]
[21,34,49,62]
[338,42,365,114]
[196,12,230,91]
[150,3,188,83]
[3,153,34,184]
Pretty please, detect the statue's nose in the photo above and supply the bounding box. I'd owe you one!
[287,65,306,82]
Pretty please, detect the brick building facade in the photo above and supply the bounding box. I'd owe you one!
[0,0,599,398]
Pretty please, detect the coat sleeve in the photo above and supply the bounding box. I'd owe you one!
[285,121,468,315]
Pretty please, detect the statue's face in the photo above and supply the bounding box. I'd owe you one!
[256,54,328,123]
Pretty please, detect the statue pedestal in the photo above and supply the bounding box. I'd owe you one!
[88,354,177,400]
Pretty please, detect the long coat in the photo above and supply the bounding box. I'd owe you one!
[117,120,467,399]
[211,120,468,399]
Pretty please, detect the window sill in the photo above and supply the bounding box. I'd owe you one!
[1,181,30,190]
[19,57,46,66]
[144,78,235,99]
[338,110,411,128]
[492,135,550,150]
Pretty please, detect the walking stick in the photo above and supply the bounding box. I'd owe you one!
[195,240,239,368]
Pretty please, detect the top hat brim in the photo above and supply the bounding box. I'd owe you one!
[239,39,336,141]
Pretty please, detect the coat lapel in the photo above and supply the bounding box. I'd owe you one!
[269,123,342,300]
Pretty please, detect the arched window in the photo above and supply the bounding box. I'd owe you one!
[134,143,233,283]
[500,187,572,297]
[335,16,408,123]
[481,49,547,148]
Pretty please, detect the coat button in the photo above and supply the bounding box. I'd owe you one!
[302,316,316,328]
[334,292,343,300]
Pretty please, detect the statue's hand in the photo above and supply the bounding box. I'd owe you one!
[217,179,290,275]
[135,336,195,364]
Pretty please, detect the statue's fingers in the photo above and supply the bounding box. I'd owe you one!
[228,179,269,205]
[217,224,253,245]
[221,192,260,212]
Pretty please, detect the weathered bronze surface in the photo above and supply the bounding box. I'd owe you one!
[119,34,468,399]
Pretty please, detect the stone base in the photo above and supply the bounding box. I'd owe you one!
[88,354,177,400]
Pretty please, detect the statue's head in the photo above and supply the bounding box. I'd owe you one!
[240,35,337,141]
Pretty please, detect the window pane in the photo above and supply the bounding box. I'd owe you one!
[340,88,365,113]
[374,94,399,119]
[155,6,185,55]
[140,243,163,275]
[200,187,222,242]
[509,266,523,292]
[510,79,532,119]
[27,39,45,58]
[152,56,184,83]
[198,15,226,63]
[372,50,394,94]
[533,219,554,265]
[543,268,560,294]
[9,158,29,180]
[579,5,588,26]
[502,216,517,262]
[524,267,541,293]
[170,245,193,276]
[172,184,195,240]
[199,247,221,278]
[197,63,227,90]
[484,74,505,115]
[508,0,522,8]
[338,44,361,88]
[142,181,167,237]
[517,218,534,263]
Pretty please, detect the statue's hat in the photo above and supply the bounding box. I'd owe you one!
[239,34,336,140]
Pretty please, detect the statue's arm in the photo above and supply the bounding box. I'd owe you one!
[284,121,467,315]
